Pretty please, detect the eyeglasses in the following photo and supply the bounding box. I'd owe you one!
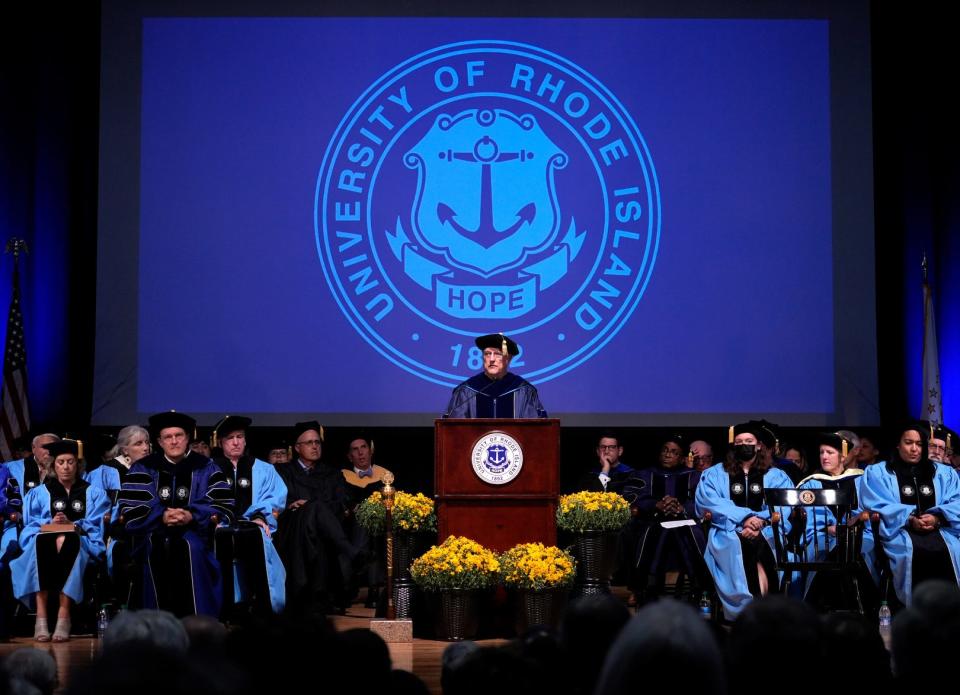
[598,444,619,450]
[296,439,322,447]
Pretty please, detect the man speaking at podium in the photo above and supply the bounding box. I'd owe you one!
[445,333,547,418]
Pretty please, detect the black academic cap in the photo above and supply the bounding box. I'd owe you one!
[292,420,324,443]
[728,422,762,444]
[746,419,779,449]
[474,333,520,356]
[928,422,951,442]
[266,438,290,451]
[148,411,197,438]
[817,431,856,458]
[210,415,252,448]
[346,430,373,447]
[662,433,685,449]
[94,432,117,453]
[213,415,252,438]
[43,439,80,459]
[345,430,375,454]
[897,421,930,443]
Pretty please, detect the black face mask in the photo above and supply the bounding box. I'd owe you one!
[733,444,757,462]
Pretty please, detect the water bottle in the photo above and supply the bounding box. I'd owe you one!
[96,605,110,639]
[878,600,892,636]
[699,592,713,621]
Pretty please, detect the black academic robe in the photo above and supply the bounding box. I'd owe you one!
[445,372,546,418]
[626,466,707,592]
[274,460,357,611]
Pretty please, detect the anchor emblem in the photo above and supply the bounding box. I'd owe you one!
[486,444,508,471]
[437,135,536,249]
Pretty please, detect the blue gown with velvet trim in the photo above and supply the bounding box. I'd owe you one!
[695,463,793,620]
[859,460,960,604]
[2,458,44,498]
[11,479,109,604]
[216,457,287,613]
[116,451,235,616]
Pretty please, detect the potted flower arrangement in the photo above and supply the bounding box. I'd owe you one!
[355,490,437,572]
[410,536,500,640]
[556,491,630,593]
[556,491,631,533]
[499,542,575,632]
[355,490,437,535]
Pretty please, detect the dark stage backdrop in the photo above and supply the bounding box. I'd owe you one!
[0,1,957,441]
[94,0,878,427]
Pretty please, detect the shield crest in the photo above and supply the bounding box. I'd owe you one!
[405,109,567,277]
[486,444,508,472]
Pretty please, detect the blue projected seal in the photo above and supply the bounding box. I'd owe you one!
[316,40,660,387]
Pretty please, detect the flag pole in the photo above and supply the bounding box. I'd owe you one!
[1,238,32,462]
[921,250,942,427]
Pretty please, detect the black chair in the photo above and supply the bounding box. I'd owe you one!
[630,508,715,612]
[765,487,869,613]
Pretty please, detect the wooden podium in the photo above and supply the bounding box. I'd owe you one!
[434,418,560,551]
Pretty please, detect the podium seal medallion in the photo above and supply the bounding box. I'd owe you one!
[472,431,523,485]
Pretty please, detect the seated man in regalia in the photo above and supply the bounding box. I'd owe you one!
[624,435,708,604]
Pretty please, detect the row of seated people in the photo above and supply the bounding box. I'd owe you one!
[575,420,960,621]
[0,412,387,641]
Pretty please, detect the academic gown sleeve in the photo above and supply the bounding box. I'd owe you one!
[79,485,111,560]
[0,468,22,557]
[445,383,473,418]
[695,466,755,531]
[84,466,121,493]
[250,460,287,533]
[117,466,165,533]
[516,382,547,418]
[192,464,236,529]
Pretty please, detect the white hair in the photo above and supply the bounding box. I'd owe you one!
[109,425,150,458]
[30,433,60,447]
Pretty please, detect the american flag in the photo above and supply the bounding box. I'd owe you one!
[922,277,942,426]
[0,240,31,462]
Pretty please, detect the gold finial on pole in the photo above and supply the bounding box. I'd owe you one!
[4,238,29,258]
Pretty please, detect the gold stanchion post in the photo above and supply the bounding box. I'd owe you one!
[369,471,413,643]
